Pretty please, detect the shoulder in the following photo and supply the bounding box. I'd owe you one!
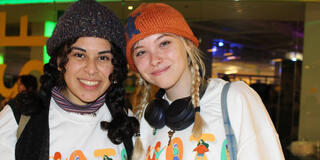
[200,78,228,104]
[229,81,258,97]
[227,80,265,110]
[0,104,18,133]
[200,78,261,106]
[0,105,17,160]
[6,99,21,123]
[200,78,251,105]
[226,81,276,131]
[203,78,242,96]
[0,104,15,120]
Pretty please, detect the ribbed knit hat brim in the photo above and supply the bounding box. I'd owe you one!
[47,0,126,58]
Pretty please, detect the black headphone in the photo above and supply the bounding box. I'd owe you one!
[144,83,207,131]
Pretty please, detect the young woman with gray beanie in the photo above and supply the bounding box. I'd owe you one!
[0,0,139,159]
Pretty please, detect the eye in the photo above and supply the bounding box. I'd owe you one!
[160,41,170,47]
[98,55,112,61]
[135,50,146,57]
[73,52,85,59]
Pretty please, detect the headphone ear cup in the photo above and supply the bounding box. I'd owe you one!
[144,98,169,129]
[166,97,195,131]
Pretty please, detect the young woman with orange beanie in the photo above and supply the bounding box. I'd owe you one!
[125,3,284,160]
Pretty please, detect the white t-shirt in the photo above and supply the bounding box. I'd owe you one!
[138,78,284,160]
[0,98,126,160]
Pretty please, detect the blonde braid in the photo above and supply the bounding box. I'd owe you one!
[191,64,206,138]
[132,76,150,160]
[132,135,144,160]
[179,36,207,138]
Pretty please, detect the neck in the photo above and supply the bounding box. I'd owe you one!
[165,67,192,101]
[61,88,87,105]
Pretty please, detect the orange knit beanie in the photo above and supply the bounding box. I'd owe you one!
[125,3,199,71]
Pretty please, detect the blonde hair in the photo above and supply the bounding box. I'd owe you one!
[131,76,158,160]
[130,76,148,160]
[180,37,207,138]
[131,36,207,159]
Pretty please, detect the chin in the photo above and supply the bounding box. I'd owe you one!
[80,96,100,104]
[156,82,174,90]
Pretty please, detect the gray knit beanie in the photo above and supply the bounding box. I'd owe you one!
[46,0,125,57]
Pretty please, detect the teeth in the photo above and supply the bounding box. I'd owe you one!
[79,79,99,86]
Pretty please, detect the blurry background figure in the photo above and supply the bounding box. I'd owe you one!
[0,74,38,109]
[17,75,38,94]
[221,74,230,82]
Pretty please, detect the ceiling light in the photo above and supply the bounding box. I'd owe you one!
[128,6,133,10]
[218,42,224,47]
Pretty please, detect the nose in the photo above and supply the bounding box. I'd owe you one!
[84,59,98,76]
[150,51,162,66]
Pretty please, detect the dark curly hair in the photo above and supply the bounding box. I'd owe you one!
[23,37,139,159]
[18,75,38,92]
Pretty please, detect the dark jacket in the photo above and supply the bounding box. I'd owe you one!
[9,99,50,160]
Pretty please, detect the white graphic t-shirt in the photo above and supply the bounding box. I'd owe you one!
[49,98,126,160]
[138,78,284,160]
[0,98,126,160]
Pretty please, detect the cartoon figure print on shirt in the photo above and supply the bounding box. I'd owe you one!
[145,133,215,160]
[146,141,166,160]
[190,133,215,160]
[103,155,112,160]
[172,143,180,160]
[193,139,209,160]
[49,148,128,160]
[220,139,230,160]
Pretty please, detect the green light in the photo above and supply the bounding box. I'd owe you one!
[0,0,121,5]
[43,21,56,64]
[44,21,56,37]
[43,46,50,64]
[0,53,4,64]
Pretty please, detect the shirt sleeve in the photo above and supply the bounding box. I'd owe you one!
[0,104,18,160]
[227,81,285,160]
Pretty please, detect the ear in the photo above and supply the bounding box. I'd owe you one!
[57,57,62,71]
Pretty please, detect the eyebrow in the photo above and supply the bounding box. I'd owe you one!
[70,46,112,54]
[155,34,169,41]
[133,33,172,51]
[98,50,112,54]
[133,42,142,51]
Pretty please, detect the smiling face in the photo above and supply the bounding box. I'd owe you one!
[132,33,192,96]
[60,37,114,105]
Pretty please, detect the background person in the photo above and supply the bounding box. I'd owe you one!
[0,74,38,108]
